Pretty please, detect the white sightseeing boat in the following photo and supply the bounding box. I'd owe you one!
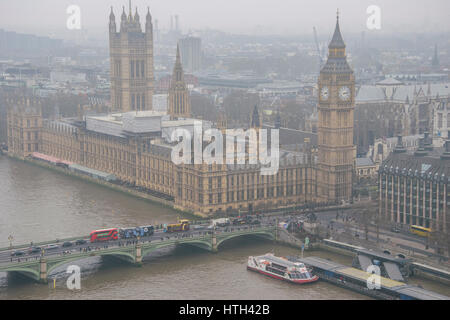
[247,253,319,284]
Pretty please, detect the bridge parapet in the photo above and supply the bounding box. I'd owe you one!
[0,225,277,284]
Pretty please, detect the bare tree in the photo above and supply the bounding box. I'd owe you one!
[429,230,449,257]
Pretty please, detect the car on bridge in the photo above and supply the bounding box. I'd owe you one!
[210,218,231,228]
[232,217,247,225]
[11,250,25,257]
[243,215,261,225]
[46,244,59,251]
[75,239,87,245]
[62,241,73,248]
[27,247,41,255]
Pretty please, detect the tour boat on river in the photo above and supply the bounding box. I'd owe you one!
[247,253,319,284]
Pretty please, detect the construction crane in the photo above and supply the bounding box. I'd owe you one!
[313,27,323,71]
[270,96,280,108]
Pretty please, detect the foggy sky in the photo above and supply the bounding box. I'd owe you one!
[1,0,449,39]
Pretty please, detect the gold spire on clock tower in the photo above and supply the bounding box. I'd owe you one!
[317,11,355,203]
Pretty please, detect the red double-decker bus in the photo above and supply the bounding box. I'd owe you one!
[89,228,118,243]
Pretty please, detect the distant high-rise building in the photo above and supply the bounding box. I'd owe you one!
[250,104,261,129]
[274,110,281,129]
[154,19,160,43]
[109,4,154,112]
[178,37,202,73]
[432,44,440,68]
[175,15,180,32]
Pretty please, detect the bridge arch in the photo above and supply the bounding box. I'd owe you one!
[141,238,213,258]
[216,231,275,250]
[3,267,40,282]
[47,251,136,274]
[141,241,179,258]
[176,240,212,252]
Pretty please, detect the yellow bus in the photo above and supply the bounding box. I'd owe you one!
[410,225,431,237]
[166,219,190,233]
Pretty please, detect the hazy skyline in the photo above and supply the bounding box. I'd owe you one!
[1,0,449,40]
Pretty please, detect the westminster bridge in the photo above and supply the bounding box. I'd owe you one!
[0,223,283,284]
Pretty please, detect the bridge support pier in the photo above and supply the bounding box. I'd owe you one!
[135,244,143,266]
[39,258,48,284]
[211,234,218,253]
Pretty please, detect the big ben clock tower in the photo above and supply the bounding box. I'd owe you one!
[317,11,355,203]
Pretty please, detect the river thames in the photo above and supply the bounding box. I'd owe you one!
[0,157,448,299]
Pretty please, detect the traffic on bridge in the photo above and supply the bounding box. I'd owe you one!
[0,214,281,283]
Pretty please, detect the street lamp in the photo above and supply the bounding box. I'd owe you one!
[8,235,13,249]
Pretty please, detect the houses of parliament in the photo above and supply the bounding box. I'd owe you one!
[6,6,356,216]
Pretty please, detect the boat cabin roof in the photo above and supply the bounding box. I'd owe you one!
[257,254,305,268]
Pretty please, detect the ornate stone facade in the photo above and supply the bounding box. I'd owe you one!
[6,96,43,157]
[6,12,356,215]
[317,13,355,203]
[109,5,154,112]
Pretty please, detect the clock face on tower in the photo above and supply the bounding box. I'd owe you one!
[320,86,329,101]
[339,86,351,101]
